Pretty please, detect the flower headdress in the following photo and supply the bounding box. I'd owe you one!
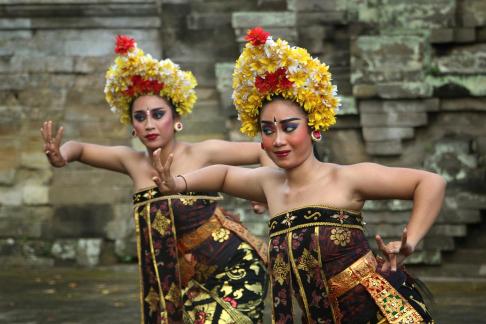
[104,35,197,124]
[232,27,340,137]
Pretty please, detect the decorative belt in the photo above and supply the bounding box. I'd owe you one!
[328,251,424,324]
[177,214,221,252]
[177,208,268,264]
[269,206,364,238]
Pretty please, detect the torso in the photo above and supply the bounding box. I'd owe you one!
[124,141,208,191]
[262,162,366,216]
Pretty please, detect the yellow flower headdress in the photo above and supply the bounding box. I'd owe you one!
[104,35,197,124]
[232,27,340,137]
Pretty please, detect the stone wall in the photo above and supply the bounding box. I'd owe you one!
[0,0,485,270]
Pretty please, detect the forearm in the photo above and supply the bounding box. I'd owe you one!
[406,174,446,249]
[60,140,83,163]
[177,164,230,193]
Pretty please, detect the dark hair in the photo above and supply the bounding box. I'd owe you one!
[128,95,179,122]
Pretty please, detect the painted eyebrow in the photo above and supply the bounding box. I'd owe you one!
[133,107,167,113]
[260,117,302,124]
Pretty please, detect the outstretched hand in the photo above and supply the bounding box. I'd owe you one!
[151,149,182,194]
[40,120,67,167]
[375,228,414,272]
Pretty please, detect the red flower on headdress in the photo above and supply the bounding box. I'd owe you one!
[124,75,165,97]
[255,68,293,94]
[245,26,270,46]
[115,35,136,55]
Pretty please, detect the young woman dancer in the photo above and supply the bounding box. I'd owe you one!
[152,28,445,323]
[41,35,271,324]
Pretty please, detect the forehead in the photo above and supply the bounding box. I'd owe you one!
[260,99,306,121]
[132,95,171,111]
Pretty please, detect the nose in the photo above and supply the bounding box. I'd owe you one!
[145,113,155,130]
[273,129,285,147]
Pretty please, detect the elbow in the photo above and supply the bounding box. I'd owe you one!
[429,173,447,198]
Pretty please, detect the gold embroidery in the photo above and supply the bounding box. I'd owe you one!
[304,210,322,220]
[328,252,424,324]
[330,227,351,247]
[179,196,197,205]
[212,228,230,242]
[225,267,247,280]
[151,210,171,235]
[281,212,297,227]
[331,210,349,224]
[144,287,160,315]
[165,282,181,306]
[297,248,320,274]
[273,253,289,286]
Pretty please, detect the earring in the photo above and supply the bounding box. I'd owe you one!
[131,129,136,137]
[174,122,183,132]
[311,130,322,142]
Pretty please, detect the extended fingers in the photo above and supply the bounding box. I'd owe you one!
[152,149,164,174]
[400,228,408,248]
[55,126,64,147]
[375,235,388,253]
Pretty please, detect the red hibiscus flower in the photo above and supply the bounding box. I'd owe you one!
[124,75,165,97]
[244,26,270,46]
[255,68,293,94]
[223,296,238,308]
[115,35,136,55]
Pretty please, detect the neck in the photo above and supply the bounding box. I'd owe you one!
[147,138,177,164]
[284,153,321,187]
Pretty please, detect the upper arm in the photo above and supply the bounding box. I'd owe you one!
[345,163,438,201]
[198,140,269,166]
[77,143,134,174]
[222,166,270,203]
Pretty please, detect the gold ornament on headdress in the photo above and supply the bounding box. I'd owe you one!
[104,35,197,124]
[232,27,340,137]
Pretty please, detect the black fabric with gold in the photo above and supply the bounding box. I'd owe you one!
[133,187,267,324]
[268,205,433,324]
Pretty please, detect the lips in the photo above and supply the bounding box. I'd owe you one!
[145,134,159,141]
[274,150,290,158]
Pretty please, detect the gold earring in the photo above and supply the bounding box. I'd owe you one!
[311,130,322,142]
[174,122,183,132]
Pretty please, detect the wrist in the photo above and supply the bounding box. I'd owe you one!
[176,175,188,193]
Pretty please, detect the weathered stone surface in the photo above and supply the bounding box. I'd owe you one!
[232,12,297,43]
[374,0,456,29]
[76,238,102,267]
[440,98,486,111]
[22,184,49,205]
[436,44,486,75]
[460,0,486,27]
[427,75,486,97]
[376,82,433,99]
[0,206,53,238]
[352,84,377,98]
[352,36,427,84]
[186,12,231,30]
[424,138,477,183]
[365,140,403,156]
[360,111,428,127]
[363,127,414,141]
[50,204,114,238]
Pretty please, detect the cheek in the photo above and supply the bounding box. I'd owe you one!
[261,135,273,149]
[288,127,310,146]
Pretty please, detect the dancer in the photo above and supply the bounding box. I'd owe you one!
[152,27,445,323]
[41,35,271,324]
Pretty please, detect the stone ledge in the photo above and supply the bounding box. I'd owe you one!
[0,17,160,29]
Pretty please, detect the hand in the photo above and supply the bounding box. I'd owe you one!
[250,201,267,214]
[40,120,67,167]
[375,228,414,272]
[151,149,181,193]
